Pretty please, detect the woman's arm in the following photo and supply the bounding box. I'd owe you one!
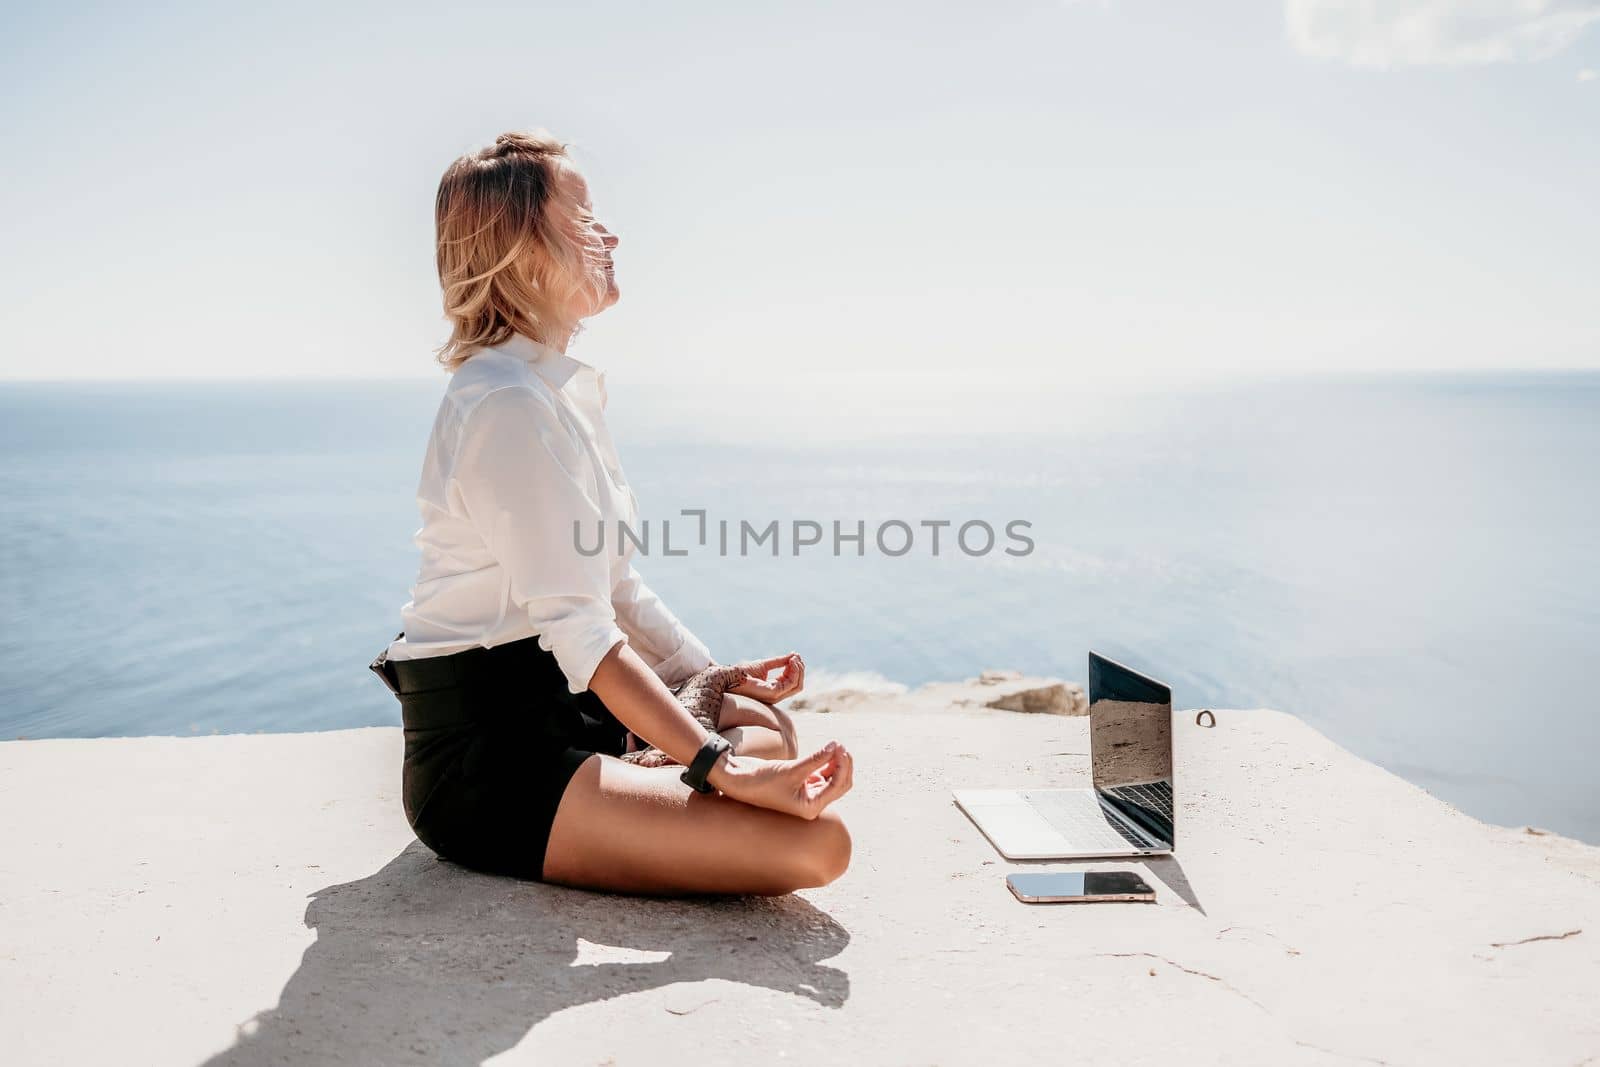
[589,640,721,768]
[589,641,854,818]
[610,562,714,687]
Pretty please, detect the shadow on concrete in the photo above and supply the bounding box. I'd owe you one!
[199,841,850,1067]
[1141,856,1205,914]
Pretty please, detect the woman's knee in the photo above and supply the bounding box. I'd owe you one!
[794,810,852,887]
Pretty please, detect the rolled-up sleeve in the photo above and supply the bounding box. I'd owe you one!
[611,563,714,688]
[452,385,628,694]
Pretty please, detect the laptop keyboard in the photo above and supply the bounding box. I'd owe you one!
[1019,790,1149,849]
[1104,781,1173,815]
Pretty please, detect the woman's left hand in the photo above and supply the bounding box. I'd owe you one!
[725,652,805,704]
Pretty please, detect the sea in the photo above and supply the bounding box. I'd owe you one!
[2,372,1595,843]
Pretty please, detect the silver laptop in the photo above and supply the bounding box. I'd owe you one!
[953,651,1175,859]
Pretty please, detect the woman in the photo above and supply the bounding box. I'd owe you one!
[370,130,854,896]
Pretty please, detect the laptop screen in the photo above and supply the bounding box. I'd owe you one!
[1088,651,1175,846]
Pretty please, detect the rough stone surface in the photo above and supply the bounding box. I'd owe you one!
[793,673,1087,717]
[3,680,1598,1066]
[975,679,1086,715]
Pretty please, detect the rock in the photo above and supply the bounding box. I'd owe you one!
[788,673,1086,717]
[787,689,880,715]
[974,679,1087,716]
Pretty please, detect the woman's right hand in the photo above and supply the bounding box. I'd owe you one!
[705,740,853,819]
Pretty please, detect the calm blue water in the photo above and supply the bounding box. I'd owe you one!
[1,374,1595,842]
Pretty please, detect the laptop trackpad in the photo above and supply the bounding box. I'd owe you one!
[959,795,1073,855]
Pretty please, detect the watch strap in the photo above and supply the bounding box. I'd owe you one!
[680,734,731,794]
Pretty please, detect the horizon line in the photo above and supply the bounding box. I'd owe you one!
[3,366,1600,387]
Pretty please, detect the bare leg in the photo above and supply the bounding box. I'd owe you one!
[717,693,799,759]
[720,723,798,760]
[541,753,852,895]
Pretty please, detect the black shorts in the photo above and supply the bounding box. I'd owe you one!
[369,631,628,881]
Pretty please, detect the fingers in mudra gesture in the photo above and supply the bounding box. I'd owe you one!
[727,652,804,703]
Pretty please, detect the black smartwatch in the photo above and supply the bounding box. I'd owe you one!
[680,735,732,794]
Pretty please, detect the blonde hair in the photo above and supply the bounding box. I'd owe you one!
[432,130,609,372]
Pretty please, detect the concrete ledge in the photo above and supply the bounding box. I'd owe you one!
[2,684,1597,1065]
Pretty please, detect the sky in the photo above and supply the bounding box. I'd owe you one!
[2,0,1597,385]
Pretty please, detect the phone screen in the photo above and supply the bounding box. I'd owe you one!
[1007,871,1155,902]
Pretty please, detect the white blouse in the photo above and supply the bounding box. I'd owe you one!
[384,332,714,694]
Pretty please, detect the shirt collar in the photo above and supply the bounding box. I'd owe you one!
[492,331,598,391]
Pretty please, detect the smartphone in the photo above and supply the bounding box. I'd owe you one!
[1006,870,1156,903]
